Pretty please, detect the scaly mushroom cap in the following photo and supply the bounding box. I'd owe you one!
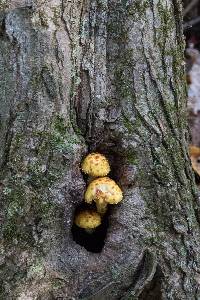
[75,210,101,229]
[85,177,123,205]
[81,153,110,177]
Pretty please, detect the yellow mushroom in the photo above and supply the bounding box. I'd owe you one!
[84,177,123,214]
[81,153,110,177]
[74,210,101,233]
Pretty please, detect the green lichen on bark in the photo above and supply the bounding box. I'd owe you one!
[1,116,79,246]
[2,181,56,245]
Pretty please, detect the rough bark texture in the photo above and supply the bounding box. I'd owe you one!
[0,0,200,299]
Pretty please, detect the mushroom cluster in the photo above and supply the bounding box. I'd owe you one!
[74,153,123,232]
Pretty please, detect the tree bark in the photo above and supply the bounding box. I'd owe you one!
[0,0,200,299]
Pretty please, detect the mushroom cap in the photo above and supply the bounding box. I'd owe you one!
[81,153,110,177]
[74,210,101,229]
[85,177,123,205]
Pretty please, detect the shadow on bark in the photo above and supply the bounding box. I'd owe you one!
[71,203,110,253]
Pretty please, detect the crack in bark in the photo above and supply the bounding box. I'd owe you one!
[171,0,184,47]
[120,250,157,300]
[61,0,72,43]
[0,110,15,170]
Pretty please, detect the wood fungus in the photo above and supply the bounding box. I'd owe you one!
[74,210,101,233]
[84,177,123,214]
[81,153,110,177]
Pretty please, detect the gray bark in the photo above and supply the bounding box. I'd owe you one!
[0,0,200,299]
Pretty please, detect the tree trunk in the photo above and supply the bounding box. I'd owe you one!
[1,0,200,299]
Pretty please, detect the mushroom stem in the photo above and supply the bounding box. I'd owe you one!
[87,175,96,184]
[96,201,108,215]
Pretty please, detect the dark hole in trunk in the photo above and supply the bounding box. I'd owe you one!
[195,171,200,184]
[71,203,110,253]
[73,146,125,252]
[93,147,125,182]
